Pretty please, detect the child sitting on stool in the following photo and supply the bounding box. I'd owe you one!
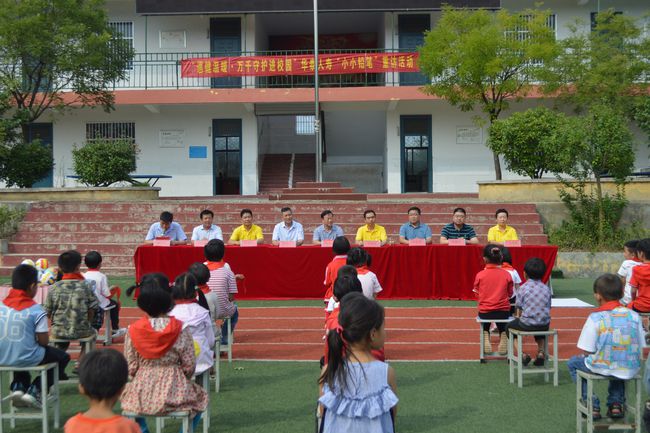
[505,257,551,366]
[568,274,644,421]
[474,244,514,355]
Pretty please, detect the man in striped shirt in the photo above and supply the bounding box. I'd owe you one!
[440,207,478,244]
[203,239,239,345]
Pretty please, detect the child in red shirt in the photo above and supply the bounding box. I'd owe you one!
[630,238,650,313]
[323,237,351,315]
[64,349,140,433]
[474,244,514,355]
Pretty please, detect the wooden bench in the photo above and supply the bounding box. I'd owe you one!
[576,370,642,433]
[0,363,60,433]
[507,328,558,387]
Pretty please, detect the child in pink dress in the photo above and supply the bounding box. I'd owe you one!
[122,273,208,433]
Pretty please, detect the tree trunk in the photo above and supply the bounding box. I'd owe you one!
[492,151,502,180]
[595,175,604,246]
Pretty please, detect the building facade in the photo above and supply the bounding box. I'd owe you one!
[33,0,650,196]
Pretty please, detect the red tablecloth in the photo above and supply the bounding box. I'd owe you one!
[133,244,557,300]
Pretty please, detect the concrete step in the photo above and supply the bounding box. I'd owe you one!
[27,201,539,214]
[281,187,356,194]
[23,211,542,224]
[276,193,368,201]
[295,182,342,188]
[9,242,140,255]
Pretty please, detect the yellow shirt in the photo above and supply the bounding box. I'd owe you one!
[230,224,264,241]
[355,224,387,242]
[487,225,518,243]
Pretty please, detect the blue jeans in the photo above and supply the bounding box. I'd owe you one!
[135,412,202,433]
[567,355,625,409]
[221,306,239,345]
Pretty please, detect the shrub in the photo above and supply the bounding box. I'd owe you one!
[0,205,25,238]
[0,140,53,188]
[547,181,649,251]
[72,139,138,187]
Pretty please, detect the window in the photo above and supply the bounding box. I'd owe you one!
[590,11,622,32]
[86,122,135,142]
[295,115,315,135]
[506,14,556,42]
[109,21,134,69]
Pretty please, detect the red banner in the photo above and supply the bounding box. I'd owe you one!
[180,52,419,78]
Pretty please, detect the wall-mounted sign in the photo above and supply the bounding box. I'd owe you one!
[456,126,482,145]
[160,129,185,148]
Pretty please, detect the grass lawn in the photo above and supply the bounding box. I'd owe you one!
[3,360,605,433]
[0,276,608,432]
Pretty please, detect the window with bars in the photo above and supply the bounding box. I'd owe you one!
[590,11,623,32]
[86,122,135,142]
[109,21,134,69]
[295,115,315,135]
[505,14,556,42]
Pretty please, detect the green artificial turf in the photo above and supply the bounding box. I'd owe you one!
[3,360,634,433]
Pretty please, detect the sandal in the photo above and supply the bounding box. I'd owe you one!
[522,353,532,366]
[607,403,624,419]
[533,351,545,367]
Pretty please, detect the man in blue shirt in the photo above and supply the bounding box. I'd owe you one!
[440,207,478,244]
[272,207,304,246]
[399,206,432,244]
[312,210,344,244]
[144,211,188,245]
[191,209,223,242]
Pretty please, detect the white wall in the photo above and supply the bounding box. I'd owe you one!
[258,116,315,154]
[51,104,258,196]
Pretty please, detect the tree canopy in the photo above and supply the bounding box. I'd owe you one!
[488,107,581,179]
[542,10,649,113]
[418,6,558,179]
[0,0,134,138]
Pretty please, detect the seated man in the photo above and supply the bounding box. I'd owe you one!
[272,207,304,246]
[144,211,187,245]
[191,209,223,242]
[313,210,344,245]
[229,208,264,245]
[440,207,478,244]
[355,210,387,246]
[399,206,432,244]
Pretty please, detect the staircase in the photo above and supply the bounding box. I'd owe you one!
[0,198,548,276]
[258,153,315,194]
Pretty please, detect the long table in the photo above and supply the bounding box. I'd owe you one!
[133,244,557,300]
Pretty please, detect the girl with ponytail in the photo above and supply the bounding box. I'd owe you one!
[318,292,398,433]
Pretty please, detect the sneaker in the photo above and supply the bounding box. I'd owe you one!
[21,386,42,409]
[522,353,532,366]
[533,352,546,367]
[9,383,27,407]
[112,328,127,338]
[607,403,625,419]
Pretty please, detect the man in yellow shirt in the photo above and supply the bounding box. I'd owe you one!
[355,210,388,246]
[487,208,518,244]
[229,208,264,244]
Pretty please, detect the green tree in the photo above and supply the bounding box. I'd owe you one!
[542,9,648,113]
[72,139,138,187]
[418,7,558,179]
[559,104,635,247]
[488,107,581,179]
[0,0,134,141]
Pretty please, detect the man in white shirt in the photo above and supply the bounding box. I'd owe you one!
[191,209,223,242]
[272,207,304,246]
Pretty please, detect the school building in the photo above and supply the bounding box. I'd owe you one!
[31,0,650,196]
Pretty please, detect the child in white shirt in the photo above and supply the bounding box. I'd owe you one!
[83,251,126,338]
[346,247,382,300]
[618,240,641,305]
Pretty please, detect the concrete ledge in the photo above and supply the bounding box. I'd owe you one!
[555,252,621,278]
[478,178,650,203]
[0,187,160,201]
